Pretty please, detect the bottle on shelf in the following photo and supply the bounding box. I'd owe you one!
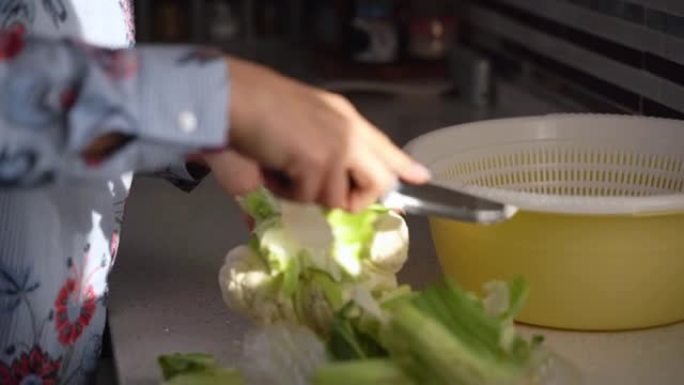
[207,0,240,45]
[153,0,188,42]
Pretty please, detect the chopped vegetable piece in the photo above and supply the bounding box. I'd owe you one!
[158,353,243,385]
[313,359,416,385]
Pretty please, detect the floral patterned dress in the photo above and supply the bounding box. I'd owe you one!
[0,1,229,384]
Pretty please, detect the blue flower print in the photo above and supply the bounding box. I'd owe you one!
[41,0,67,26]
[0,266,39,314]
[0,0,35,30]
[0,146,54,187]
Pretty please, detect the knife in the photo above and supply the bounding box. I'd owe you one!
[264,169,517,224]
[381,182,518,225]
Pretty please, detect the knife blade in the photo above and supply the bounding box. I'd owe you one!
[381,182,517,225]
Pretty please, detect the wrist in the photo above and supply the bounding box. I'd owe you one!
[226,56,275,148]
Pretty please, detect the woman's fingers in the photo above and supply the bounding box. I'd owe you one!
[363,121,431,185]
[348,150,396,212]
[204,150,263,196]
[225,56,430,211]
[319,159,349,210]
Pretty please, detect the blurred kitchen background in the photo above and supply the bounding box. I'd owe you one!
[133,0,684,120]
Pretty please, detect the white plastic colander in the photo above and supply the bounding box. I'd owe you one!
[406,114,684,216]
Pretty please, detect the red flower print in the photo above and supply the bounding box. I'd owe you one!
[0,25,26,62]
[110,231,120,263]
[70,41,139,80]
[87,49,138,80]
[119,0,136,45]
[54,279,97,346]
[54,243,106,345]
[0,346,61,385]
[59,88,78,109]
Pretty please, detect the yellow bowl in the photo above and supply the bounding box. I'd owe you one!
[429,211,684,330]
[407,114,684,331]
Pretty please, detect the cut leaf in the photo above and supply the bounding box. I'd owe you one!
[158,353,216,380]
[162,369,243,385]
[239,187,280,223]
[327,208,379,277]
[327,305,387,361]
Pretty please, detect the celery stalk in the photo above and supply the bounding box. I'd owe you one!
[313,359,416,385]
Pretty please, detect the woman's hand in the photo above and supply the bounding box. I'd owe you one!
[205,57,430,212]
[202,150,263,197]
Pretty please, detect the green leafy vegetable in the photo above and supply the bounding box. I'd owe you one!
[379,278,545,385]
[238,187,280,224]
[164,277,552,385]
[160,188,572,385]
[220,189,410,336]
[158,353,242,385]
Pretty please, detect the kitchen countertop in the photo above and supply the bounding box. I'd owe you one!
[108,82,684,385]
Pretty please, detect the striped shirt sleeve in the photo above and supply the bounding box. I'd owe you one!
[0,28,229,187]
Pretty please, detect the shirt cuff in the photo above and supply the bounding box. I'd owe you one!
[135,45,229,150]
[65,43,230,178]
